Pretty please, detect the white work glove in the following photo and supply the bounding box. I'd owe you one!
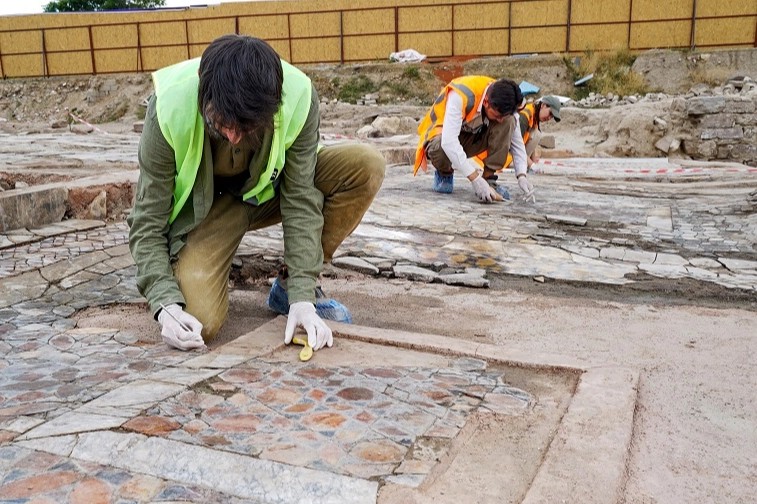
[470,175,504,203]
[517,175,536,203]
[157,303,206,351]
[285,302,333,351]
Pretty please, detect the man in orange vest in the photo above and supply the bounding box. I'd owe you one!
[413,76,535,203]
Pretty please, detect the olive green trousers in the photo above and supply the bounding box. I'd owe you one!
[173,143,385,340]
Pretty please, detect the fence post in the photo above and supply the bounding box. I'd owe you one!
[88,25,97,75]
[451,3,455,56]
[627,0,633,49]
[137,22,143,72]
[566,0,572,53]
[287,13,293,63]
[0,38,5,79]
[340,10,344,64]
[394,6,399,53]
[184,19,190,59]
[41,29,49,77]
[507,0,512,55]
[690,0,697,50]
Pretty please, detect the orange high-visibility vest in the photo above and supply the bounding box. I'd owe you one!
[519,103,537,145]
[413,76,494,175]
[471,100,537,171]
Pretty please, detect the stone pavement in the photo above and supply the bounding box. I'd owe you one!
[238,150,757,293]
[0,130,755,502]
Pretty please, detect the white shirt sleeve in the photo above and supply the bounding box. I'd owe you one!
[509,115,528,177]
[440,92,477,178]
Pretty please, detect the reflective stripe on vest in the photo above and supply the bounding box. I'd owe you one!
[413,76,494,175]
[153,57,312,222]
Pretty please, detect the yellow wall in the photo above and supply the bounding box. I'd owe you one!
[0,0,754,77]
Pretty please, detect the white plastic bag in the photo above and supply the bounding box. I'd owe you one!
[389,49,426,63]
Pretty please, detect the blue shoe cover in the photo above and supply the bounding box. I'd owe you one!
[267,277,352,323]
[433,171,454,194]
[313,297,353,324]
[266,277,290,315]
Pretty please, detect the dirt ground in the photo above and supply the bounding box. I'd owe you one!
[2,48,756,161]
[10,47,757,503]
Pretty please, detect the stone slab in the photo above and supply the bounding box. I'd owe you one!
[328,320,587,373]
[545,214,587,226]
[0,270,49,308]
[521,366,639,504]
[39,250,111,282]
[70,430,379,504]
[646,206,673,231]
[77,380,185,416]
[719,257,757,272]
[19,411,127,440]
[0,186,68,233]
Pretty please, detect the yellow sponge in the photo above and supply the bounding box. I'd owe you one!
[291,336,313,362]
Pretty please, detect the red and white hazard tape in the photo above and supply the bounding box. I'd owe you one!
[68,112,109,135]
[537,159,757,174]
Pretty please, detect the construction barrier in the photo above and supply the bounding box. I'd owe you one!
[0,0,754,77]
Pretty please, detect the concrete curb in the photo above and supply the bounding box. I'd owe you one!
[522,366,639,504]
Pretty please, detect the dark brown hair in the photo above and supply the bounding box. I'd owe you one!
[198,34,283,136]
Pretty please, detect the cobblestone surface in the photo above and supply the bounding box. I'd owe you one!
[0,216,537,501]
[0,130,755,502]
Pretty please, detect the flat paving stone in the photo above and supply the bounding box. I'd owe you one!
[545,214,587,226]
[0,444,249,503]
[719,257,757,271]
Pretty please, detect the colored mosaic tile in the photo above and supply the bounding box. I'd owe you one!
[123,359,534,488]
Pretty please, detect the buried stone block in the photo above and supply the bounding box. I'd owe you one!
[700,127,743,140]
[393,265,438,282]
[87,191,108,220]
[686,96,726,115]
[683,139,717,158]
[538,135,555,149]
[701,114,736,128]
[730,143,757,161]
[68,183,135,221]
[654,135,681,154]
[0,186,68,232]
[727,98,756,114]
[332,256,380,275]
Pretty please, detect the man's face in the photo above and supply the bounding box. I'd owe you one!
[203,115,245,145]
[203,111,266,148]
[482,97,510,124]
